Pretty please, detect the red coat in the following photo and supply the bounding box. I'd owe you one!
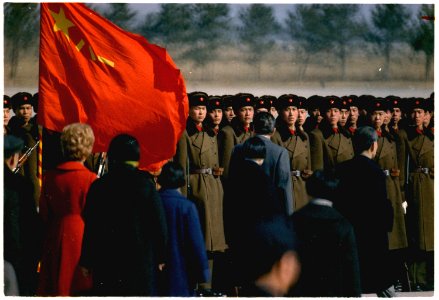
[37,161,96,296]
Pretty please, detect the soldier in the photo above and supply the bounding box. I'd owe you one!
[262,95,278,119]
[339,97,350,128]
[174,91,227,293]
[345,95,360,135]
[218,93,255,180]
[271,94,312,210]
[405,97,434,291]
[368,98,409,291]
[296,96,308,131]
[303,95,323,133]
[204,95,223,135]
[221,95,235,127]
[4,95,12,135]
[9,92,40,208]
[309,96,354,172]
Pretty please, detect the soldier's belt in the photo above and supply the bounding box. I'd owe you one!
[382,169,400,177]
[190,167,224,176]
[413,167,430,175]
[291,169,313,179]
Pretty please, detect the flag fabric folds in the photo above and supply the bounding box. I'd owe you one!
[38,3,188,171]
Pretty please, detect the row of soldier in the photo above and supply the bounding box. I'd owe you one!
[3,90,434,295]
[177,91,434,292]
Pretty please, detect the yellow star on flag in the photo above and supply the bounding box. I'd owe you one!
[50,7,75,40]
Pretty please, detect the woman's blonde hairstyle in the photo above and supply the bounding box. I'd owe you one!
[61,123,95,161]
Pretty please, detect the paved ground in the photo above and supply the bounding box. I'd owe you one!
[362,291,434,297]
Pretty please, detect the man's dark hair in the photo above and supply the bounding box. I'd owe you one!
[4,135,24,159]
[253,112,275,135]
[108,134,140,164]
[157,161,185,189]
[242,136,266,160]
[306,169,340,201]
[352,126,378,153]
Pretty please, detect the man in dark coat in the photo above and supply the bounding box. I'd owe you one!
[8,92,40,208]
[157,162,210,296]
[4,135,42,295]
[335,126,395,296]
[290,170,361,297]
[79,134,168,296]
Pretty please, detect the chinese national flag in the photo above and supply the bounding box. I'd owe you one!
[38,3,188,171]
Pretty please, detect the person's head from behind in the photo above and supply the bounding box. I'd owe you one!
[4,135,24,171]
[306,169,340,202]
[157,161,185,190]
[241,216,300,296]
[242,136,266,165]
[352,126,378,158]
[61,123,95,162]
[253,111,276,135]
[108,134,140,168]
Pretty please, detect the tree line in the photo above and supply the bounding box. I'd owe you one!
[4,3,434,81]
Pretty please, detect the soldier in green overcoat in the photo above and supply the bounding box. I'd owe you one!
[217,93,255,180]
[271,94,312,210]
[174,92,227,292]
[405,97,434,291]
[309,96,354,172]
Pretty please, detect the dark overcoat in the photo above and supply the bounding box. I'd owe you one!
[80,164,168,296]
[374,133,408,250]
[158,189,209,296]
[217,118,252,180]
[174,119,227,252]
[405,128,434,251]
[9,116,40,207]
[272,122,312,210]
[290,201,361,297]
[4,164,42,295]
[335,155,394,293]
[309,122,354,171]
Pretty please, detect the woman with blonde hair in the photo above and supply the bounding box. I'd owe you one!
[37,123,97,296]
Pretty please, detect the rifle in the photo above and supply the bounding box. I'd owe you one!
[13,141,40,174]
[96,152,107,178]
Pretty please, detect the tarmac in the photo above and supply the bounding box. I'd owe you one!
[362,291,434,297]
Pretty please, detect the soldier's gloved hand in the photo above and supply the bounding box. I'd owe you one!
[402,201,408,214]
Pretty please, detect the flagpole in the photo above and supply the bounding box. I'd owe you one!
[38,125,43,189]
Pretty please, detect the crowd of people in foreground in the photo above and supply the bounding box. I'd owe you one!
[3,90,434,296]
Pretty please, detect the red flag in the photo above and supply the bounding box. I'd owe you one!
[38,3,188,171]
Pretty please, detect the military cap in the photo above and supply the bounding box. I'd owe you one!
[343,95,360,109]
[321,96,342,112]
[424,96,434,112]
[222,95,234,109]
[11,92,33,110]
[188,91,208,107]
[368,97,389,113]
[358,95,375,110]
[32,92,39,112]
[207,95,222,111]
[276,94,300,111]
[386,95,405,112]
[340,97,350,111]
[259,95,277,108]
[233,93,255,111]
[408,97,428,111]
[254,96,272,111]
[307,95,323,111]
[4,95,12,109]
[4,134,24,158]
[298,96,307,110]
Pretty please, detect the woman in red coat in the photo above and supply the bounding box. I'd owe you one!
[37,123,96,296]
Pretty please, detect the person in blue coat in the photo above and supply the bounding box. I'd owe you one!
[157,162,210,296]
